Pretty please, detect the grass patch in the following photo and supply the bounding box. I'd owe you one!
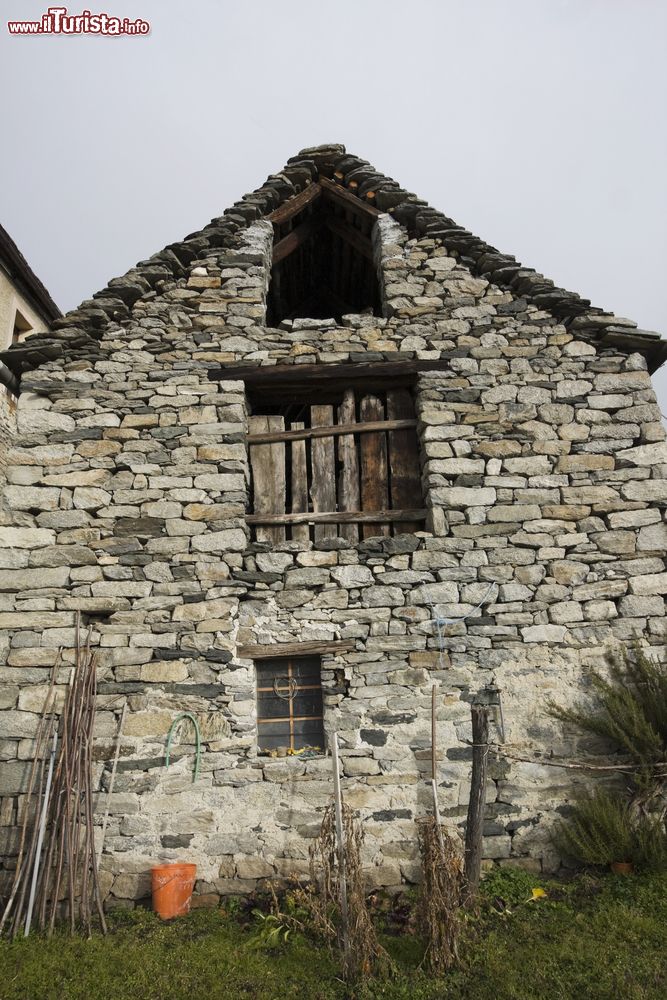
[1,871,665,1000]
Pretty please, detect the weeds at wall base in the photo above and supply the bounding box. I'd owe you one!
[1,870,665,1000]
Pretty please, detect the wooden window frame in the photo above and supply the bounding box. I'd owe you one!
[255,655,325,756]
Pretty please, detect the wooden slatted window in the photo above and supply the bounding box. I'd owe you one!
[247,384,425,543]
[255,656,324,755]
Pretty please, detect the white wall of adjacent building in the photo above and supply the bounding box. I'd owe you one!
[0,268,50,350]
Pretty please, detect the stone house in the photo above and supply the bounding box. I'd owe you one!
[0,224,61,478]
[0,223,61,353]
[1,144,666,906]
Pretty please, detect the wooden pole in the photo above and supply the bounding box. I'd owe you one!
[0,660,58,936]
[330,732,350,964]
[430,685,445,851]
[97,702,127,867]
[463,703,489,907]
[24,727,58,936]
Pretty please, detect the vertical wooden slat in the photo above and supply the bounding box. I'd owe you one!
[330,229,340,303]
[337,389,359,543]
[288,659,295,752]
[283,216,294,315]
[310,405,336,540]
[271,262,282,326]
[249,415,286,544]
[339,208,353,308]
[302,229,313,310]
[290,420,310,544]
[359,395,389,538]
[296,241,305,314]
[387,388,422,534]
[351,215,364,308]
[335,230,345,305]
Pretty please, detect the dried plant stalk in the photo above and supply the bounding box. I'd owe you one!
[418,817,463,973]
[300,802,393,982]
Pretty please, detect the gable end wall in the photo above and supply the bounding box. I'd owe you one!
[0,215,666,904]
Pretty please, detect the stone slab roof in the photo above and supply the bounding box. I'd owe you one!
[1,143,665,394]
[0,222,61,326]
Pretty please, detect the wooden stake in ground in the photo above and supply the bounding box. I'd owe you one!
[24,728,58,936]
[463,703,489,906]
[97,702,127,867]
[430,685,445,852]
[330,732,350,968]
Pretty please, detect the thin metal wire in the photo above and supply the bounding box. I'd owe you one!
[428,581,498,669]
[465,739,667,774]
[273,677,298,701]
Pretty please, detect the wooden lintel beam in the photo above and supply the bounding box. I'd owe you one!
[272,216,322,265]
[208,359,450,383]
[324,216,374,262]
[320,175,382,219]
[247,417,417,445]
[268,183,322,225]
[238,639,355,660]
[246,508,427,526]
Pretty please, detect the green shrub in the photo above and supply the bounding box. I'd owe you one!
[555,788,667,869]
[549,645,667,793]
[549,645,667,873]
[636,811,667,872]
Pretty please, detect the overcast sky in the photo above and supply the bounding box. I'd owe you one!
[1,0,666,411]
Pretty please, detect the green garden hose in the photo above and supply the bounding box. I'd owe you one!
[165,712,201,783]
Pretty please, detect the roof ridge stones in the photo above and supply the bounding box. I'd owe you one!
[1,143,665,393]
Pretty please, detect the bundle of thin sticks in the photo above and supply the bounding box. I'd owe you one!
[0,617,107,938]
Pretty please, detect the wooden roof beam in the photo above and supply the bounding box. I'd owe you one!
[320,176,382,221]
[268,183,322,225]
[272,215,323,265]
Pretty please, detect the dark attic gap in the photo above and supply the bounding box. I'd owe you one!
[266,178,383,327]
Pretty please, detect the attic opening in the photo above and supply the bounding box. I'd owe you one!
[266,177,383,326]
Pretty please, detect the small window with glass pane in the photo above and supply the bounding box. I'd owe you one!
[255,656,324,755]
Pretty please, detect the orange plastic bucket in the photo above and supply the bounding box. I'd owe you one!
[151,862,197,919]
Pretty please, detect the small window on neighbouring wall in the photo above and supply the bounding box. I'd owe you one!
[12,309,32,345]
[255,656,324,755]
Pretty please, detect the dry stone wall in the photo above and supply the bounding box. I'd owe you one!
[0,389,16,482]
[1,198,666,907]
